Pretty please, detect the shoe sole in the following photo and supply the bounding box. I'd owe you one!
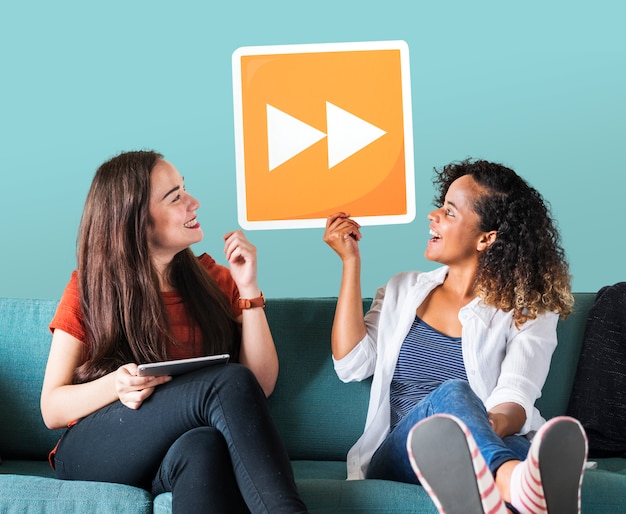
[407,415,490,514]
[536,417,587,513]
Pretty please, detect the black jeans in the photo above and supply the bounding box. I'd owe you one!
[53,364,307,514]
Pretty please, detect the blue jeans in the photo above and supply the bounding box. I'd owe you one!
[366,379,531,484]
[53,364,307,514]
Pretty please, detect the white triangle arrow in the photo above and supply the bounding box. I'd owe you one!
[326,102,386,168]
[267,104,326,171]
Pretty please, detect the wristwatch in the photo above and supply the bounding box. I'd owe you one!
[238,291,265,310]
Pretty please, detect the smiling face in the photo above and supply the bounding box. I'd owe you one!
[425,174,495,268]
[147,159,203,269]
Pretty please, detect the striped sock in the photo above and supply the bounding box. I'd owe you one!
[458,418,508,514]
[510,458,546,514]
[408,414,508,514]
[509,416,586,514]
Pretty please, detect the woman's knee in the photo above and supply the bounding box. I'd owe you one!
[162,427,230,477]
[197,363,266,410]
[438,379,472,395]
[175,426,226,451]
[219,363,263,394]
[426,380,489,424]
[187,363,262,397]
[153,428,235,497]
[432,379,481,407]
[221,362,256,381]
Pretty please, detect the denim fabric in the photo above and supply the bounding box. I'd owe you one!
[53,364,307,514]
[366,379,530,483]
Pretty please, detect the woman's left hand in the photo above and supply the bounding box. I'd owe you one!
[488,403,526,438]
[223,230,259,295]
[116,364,172,410]
[223,229,277,396]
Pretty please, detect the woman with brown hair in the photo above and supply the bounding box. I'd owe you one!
[324,159,587,514]
[41,150,308,513]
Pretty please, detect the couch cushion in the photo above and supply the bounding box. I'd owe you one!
[154,459,440,514]
[535,293,595,419]
[581,468,626,513]
[266,298,372,461]
[0,298,62,459]
[150,460,626,514]
[0,474,153,514]
[295,478,437,514]
[0,459,57,477]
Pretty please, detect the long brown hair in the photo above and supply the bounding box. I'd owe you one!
[74,150,239,383]
[433,159,574,327]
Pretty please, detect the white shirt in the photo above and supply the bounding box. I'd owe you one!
[333,266,559,480]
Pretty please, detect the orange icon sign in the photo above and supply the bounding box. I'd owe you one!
[232,40,414,229]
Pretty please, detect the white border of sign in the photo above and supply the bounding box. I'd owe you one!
[232,40,414,230]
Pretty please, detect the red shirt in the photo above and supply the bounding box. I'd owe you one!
[49,253,241,360]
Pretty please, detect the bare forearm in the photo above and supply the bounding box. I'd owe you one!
[41,373,118,430]
[331,257,367,360]
[238,309,279,396]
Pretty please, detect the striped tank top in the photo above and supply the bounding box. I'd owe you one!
[389,316,467,430]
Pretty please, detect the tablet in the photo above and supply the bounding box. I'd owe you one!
[137,354,230,377]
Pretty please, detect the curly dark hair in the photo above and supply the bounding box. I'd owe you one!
[433,159,573,326]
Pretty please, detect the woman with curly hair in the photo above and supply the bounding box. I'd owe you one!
[323,159,587,514]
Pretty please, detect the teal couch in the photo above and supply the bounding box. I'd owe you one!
[1,294,625,513]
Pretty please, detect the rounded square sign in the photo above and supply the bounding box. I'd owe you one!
[232,40,414,230]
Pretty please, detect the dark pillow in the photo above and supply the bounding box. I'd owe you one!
[566,282,626,457]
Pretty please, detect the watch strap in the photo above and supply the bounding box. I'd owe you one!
[238,291,265,310]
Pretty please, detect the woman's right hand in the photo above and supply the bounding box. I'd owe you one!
[323,212,362,261]
[115,364,172,410]
[323,213,367,359]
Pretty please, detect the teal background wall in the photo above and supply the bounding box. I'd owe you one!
[2,0,625,300]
